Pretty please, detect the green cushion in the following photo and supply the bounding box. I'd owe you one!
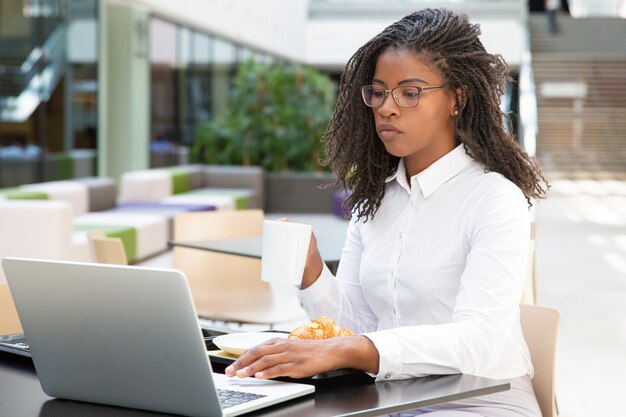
[165,168,190,194]
[0,188,49,200]
[75,225,137,263]
[49,152,73,180]
[234,195,248,210]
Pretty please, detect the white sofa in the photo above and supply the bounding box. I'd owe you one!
[73,211,168,263]
[0,200,90,283]
[0,164,265,266]
[19,180,90,215]
[117,164,264,209]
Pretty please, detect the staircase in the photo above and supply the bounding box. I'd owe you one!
[0,18,65,123]
[529,14,626,179]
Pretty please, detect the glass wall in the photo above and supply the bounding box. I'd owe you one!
[149,16,178,167]
[0,1,288,181]
[66,0,98,152]
[148,16,277,167]
[0,0,98,186]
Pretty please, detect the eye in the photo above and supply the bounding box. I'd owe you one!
[371,88,385,98]
[401,87,420,98]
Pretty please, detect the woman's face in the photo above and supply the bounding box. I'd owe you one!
[370,48,458,177]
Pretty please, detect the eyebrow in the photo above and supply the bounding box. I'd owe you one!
[372,78,428,85]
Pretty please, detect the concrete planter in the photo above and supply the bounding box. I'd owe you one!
[265,171,340,213]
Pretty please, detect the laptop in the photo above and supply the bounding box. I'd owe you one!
[2,257,314,417]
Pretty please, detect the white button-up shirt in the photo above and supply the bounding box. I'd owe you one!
[299,145,533,381]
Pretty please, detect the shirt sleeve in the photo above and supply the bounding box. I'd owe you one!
[298,217,379,334]
[364,183,531,381]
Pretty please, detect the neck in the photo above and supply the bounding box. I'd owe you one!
[404,141,459,180]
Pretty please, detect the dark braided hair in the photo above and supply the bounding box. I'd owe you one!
[323,8,548,221]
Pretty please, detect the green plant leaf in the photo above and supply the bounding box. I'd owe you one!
[192,58,335,171]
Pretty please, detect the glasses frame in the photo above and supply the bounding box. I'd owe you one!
[361,84,449,108]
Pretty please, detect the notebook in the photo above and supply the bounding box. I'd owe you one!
[2,257,314,417]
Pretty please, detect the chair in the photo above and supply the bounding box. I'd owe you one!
[520,304,560,417]
[88,230,128,265]
[0,283,22,335]
[173,209,307,326]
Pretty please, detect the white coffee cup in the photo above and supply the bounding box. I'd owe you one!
[261,220,312,286]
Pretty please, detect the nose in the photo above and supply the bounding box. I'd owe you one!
[376,92,399,118]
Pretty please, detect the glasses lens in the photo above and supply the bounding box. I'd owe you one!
[395,86,421,108]
[362,86,384,107]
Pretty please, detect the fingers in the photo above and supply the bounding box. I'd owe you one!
[238,353,293,379]
[224,338,323,380]
[224,338,285,378]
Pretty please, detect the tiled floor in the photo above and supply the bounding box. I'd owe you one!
[535,177,626,417]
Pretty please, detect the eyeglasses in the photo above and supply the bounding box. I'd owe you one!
[361,84,448,108]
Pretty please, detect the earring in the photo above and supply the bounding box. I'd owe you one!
[453,109,459,116]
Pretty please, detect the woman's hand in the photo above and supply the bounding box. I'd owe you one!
[224,335,380,379]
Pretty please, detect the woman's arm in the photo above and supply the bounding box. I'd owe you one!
[299,218,379,334]
[300,231,324,289]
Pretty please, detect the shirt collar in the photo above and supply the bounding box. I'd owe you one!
[385,158,411,192]
[385,145,474,198]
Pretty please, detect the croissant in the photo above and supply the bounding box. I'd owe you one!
[288,316,354,340]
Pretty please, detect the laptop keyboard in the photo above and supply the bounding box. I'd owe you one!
[0,334,31,357]
[217,389,267,409]
[12,342,30,351]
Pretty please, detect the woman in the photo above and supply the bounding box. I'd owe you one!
[226,8,548,416]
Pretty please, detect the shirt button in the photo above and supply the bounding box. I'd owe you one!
[385,373,392,379]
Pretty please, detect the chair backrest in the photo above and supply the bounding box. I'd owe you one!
[519,304,560,417]
[88,230,128,265]
[173,209,304,324]
[0,283,22,334]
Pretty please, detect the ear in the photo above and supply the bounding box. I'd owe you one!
[447,87,459,116]
[456,86,468,109]
[449,85,467,116]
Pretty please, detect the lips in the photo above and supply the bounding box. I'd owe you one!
[377,123,402,140]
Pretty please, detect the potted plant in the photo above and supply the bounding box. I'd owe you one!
[193,59,340,212]
[193,59,335,172]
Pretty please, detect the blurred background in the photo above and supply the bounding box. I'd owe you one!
[0,1,625,416]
